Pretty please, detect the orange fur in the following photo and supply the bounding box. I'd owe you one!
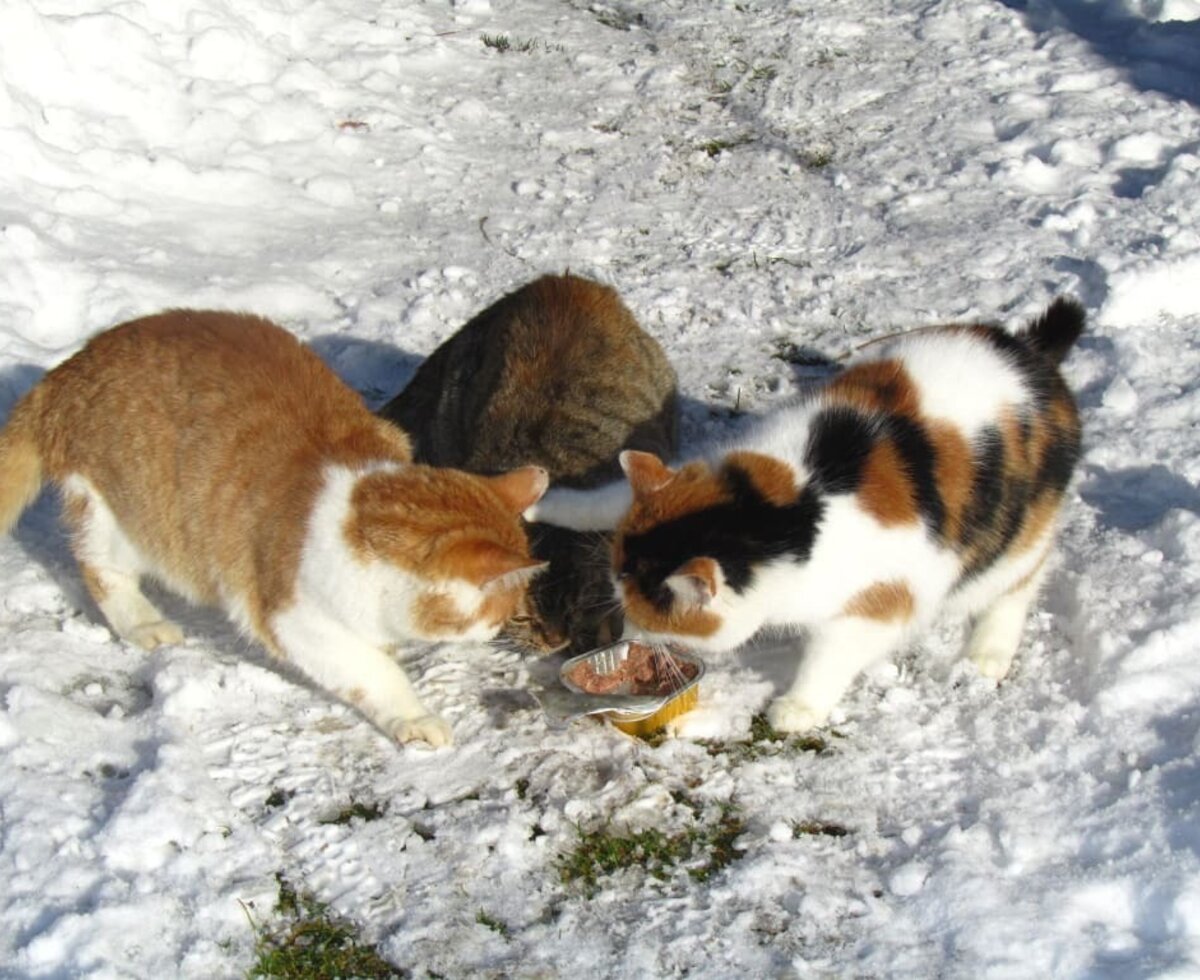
[843,580,916,623]
[724,451,799,506]
[928,420,974,543]
[826,359,920,418]
[618,460,727,539]
[0,389,45,536]
[858,438,918,526]
[0,309,544,743]
[621,450,677,498]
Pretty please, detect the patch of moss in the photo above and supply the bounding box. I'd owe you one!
[264,789,294,809]
[247,874,404,979]
[704,713,832,761]
[699,134,755,157]
[475,910,510,938]
[557,803,747,896]
[792,820,852,839]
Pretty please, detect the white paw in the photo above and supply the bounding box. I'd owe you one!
[767,697,828,733]
[970,648,1015,680]
[388,713,453,747]
[125,620,184,650]
[522,500,544,524]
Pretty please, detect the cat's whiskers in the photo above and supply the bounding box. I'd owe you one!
[648,641,688,692]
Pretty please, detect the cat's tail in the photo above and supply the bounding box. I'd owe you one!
[0,386,46,536]
[1020,297,1085,365]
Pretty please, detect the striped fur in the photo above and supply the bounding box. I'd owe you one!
[533,299,1084,732]
[0,310,549,746]
[380,273,678,653]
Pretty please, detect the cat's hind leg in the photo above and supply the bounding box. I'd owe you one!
[270,602,452,746]
[61,476,184,649]
[770,615,911,733]
[967,554,1049,680]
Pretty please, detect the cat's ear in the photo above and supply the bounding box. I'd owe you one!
[448,539,548,591]
[620,451,675,497]
[665,556,720,608]
[481,557,549,594]
[485,466,550,513]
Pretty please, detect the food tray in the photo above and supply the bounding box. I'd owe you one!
[559,640,705,736]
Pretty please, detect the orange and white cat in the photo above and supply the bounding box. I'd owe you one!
[0,310,548,746]
[529,299,1084,733]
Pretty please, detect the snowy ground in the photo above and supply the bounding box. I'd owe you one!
[2,0,1200,976]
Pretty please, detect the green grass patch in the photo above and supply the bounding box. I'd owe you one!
[475,910,510,939]
[246,874,403,979]
[792,819,852,839]
[703,713,833,761]
[557,802,746,896]
[592,8,646,30]
[264,789,294,809]
[699,134,755,158]
[481,33,540,53]
[800,146,834,169]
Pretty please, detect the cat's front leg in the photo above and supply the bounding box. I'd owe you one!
[270,603,451,746]
[769,617,908,732]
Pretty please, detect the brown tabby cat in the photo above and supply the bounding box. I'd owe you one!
[0,309,549,745]
[379,273,678,652]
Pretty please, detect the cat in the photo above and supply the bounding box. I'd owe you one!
[0,309,549,746]
[526,298,1085,732]
[379,272,678,653]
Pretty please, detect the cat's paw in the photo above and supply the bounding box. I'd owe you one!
[767,697,828,734]
[125,620,185,649]
[970,647,1016,681]
[388,713,453,747]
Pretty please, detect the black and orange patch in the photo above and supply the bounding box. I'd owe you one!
[724,451,798,506]
[826,359,920,418]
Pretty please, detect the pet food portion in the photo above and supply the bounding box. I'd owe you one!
[564,642,700,696]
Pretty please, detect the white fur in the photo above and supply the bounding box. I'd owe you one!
[61,474,184,649]
[65,463,508,747]
[539,326,1061,733]
[266,463,510,745]
[875,330,1032,439]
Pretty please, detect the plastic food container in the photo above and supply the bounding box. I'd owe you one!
[559,640,705,736]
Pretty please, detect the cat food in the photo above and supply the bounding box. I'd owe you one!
[558,642,705,736]
[564,642,699,697]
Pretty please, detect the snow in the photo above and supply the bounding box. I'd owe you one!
[2,0,1200,975]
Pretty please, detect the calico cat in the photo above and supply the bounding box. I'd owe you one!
[0,309,549,746]
[379,272,678,652]
[527,298,1085,732]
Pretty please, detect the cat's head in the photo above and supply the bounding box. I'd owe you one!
[612,450,821,652]
[345,464,549,642]
[503,526,621,655]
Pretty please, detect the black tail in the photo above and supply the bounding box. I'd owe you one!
[1021,297,1085,364]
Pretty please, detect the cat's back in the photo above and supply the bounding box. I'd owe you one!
[39,309,372,465]
[50,309,344,414]
[796,304,1082,568]
[29,308,409,611]
[830,311,1084,436]
[381,273,677,486]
